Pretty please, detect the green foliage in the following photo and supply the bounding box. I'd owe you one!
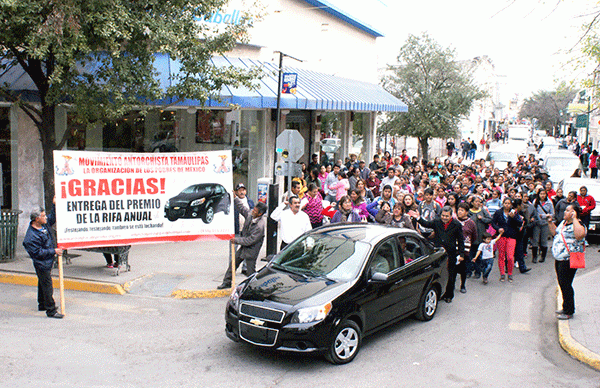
[518,83,577,132]
[381,33,485,158]
[0,0,262,123]
[0,0,263,207]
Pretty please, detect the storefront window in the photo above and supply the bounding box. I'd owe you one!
[241,110,265,202]
[66,115,86,150]
[196,110,228,144]
[102,111,147,152]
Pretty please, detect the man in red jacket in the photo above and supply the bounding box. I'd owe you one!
[577,186,596,229]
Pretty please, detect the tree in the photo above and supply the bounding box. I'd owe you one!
[518,84,577,135]
[381,33,485,159]
[0,0,261,209]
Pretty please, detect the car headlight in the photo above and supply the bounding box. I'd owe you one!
[291,302,332,324]
[190,198,206,206]
[229,283,244,311]
[165,200,170,208]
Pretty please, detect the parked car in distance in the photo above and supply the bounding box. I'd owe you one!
[542,150,586,184]
[486,144,526,170]
[321,138,341,154]
[164,183,230,223]
[224,224,448,364]
[557,177,600,234]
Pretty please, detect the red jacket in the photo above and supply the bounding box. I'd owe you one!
[577,194,596,217]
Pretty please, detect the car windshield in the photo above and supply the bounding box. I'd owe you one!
[545,157,580,171]
[272,234,371,282]
[487,152,517,162]
[180,185,199,194]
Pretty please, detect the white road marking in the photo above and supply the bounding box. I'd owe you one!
[509,291,532,331]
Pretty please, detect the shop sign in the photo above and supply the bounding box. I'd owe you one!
[53,150,234,249]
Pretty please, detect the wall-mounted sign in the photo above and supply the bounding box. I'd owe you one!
[282,73,297,94]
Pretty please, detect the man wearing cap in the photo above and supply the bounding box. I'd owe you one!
[233,183,254,235]
[358,160,370,181]
[217,201,268,289]
[22,208,64,319]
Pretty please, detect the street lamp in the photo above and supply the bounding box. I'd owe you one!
[272,51,302,181]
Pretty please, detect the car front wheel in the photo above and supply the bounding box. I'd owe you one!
[325,320,361,364]
[202,205,214,224]
[415,285,438,321]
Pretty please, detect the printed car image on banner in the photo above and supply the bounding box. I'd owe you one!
[53,150,234,249]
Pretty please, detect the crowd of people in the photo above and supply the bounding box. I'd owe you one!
[224,147,593,317]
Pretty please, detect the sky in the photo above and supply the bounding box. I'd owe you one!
[327,0,599,102]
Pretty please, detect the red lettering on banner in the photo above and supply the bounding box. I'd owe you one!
[112,179,124,195]
[132,178,145,195]
[146,178,158,194]
[83,179,96,196]
[97,179,110,195]
[64,178,166,197]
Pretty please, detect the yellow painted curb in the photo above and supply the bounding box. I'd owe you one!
[556,286,600,371]
[171,288,231,299]
[0,271,126,295]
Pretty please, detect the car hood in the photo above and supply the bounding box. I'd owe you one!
[240,266,354,308]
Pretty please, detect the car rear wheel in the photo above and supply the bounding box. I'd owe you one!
[325,320,361,364]
[415,285,438,321]
[202,205,214,224]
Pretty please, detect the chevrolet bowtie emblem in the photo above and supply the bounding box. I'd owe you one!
[250,318,265,326]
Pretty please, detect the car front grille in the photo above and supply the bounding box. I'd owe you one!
[240,303,285,323]
[238,303,285,347]
[239,321,279,346]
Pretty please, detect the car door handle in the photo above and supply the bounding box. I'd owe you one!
[424,265,432,270]
[394,279,404,285]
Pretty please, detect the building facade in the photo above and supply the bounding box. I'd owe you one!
[1,0,406,234]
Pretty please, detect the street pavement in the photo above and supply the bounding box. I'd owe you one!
[1,235,600,371]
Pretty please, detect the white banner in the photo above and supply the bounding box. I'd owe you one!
[53,150,234,249]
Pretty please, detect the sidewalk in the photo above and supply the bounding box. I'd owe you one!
[557,266,600,371]
[0,237,263,299]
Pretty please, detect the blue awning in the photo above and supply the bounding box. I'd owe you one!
[166,55,407,112]
[1,54,407,112]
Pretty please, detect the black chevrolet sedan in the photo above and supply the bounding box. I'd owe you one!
[164,183,230,223]
[224,224,448,364]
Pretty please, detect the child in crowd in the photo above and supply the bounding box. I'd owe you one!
[329,171,350,201]
[472,230,503,284]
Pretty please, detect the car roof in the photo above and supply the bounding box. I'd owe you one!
[560,177,600,187]
[307,223,422,244]
[544,150,578,158]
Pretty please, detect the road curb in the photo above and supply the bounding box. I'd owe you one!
[171,288,231,299]
[0,271,127,295]
[556,286,600,371]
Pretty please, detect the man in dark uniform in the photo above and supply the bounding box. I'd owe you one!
[22,208,64,319]
[218,201,268,289]
[410,206,464,303]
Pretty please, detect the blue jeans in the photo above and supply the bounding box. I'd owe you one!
[480,258,494,279]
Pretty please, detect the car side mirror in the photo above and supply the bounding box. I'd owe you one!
[262,254,276,262]
[370,272,388,282]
